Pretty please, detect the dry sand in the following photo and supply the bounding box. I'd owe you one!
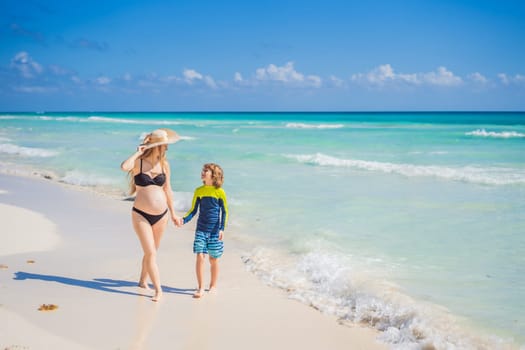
[0,173,387,350]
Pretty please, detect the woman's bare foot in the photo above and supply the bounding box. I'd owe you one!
[208,286,217,294]
[152,290,163,302]
[193,288,205,299]
[138,281,151,290]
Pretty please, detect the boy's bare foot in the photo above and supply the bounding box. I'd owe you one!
[193,289,205,298]
[152,290,163,302]
[208,286,217,294]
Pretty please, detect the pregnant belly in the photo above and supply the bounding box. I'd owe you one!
[134,187,167,213]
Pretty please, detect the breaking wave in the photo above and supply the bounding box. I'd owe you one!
[285,153,525,186]
[466,129,525,138]
[286,122,344,129]
[242,247,515,350]
[0,144,58,157]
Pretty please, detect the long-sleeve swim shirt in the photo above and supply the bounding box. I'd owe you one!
[183,185,228,233]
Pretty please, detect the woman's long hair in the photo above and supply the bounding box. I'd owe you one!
[127,135,168,195]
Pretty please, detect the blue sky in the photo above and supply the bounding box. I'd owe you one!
[1,0,524,111]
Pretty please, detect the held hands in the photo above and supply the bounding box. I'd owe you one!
[219,230,224,241]
[172,215,183,227]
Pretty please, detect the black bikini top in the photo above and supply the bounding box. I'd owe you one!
[134,159,166,187]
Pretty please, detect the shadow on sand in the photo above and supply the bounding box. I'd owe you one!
[14,271,194,296]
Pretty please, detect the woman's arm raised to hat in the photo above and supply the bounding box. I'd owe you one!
[120,146,145,172]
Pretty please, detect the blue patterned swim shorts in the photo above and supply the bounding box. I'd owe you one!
[193,230,224,258]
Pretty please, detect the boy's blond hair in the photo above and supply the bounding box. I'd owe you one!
[203,163,224,188]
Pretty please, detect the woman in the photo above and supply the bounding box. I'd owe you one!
[121,128,182,302]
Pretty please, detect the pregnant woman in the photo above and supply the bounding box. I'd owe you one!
[121,128,182,302]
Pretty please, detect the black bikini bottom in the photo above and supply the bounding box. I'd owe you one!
[132,207,168,226]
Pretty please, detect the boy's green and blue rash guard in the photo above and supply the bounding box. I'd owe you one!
[183,185,228,233]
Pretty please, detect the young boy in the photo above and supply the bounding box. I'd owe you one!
[182,163,228,298]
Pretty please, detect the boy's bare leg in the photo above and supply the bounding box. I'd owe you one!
[193,253,205,298]
[209,256,219,293]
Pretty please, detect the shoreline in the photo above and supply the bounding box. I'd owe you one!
[2,111,524,349]
[0,173,386,349]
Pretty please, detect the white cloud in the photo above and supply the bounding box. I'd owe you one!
[10,51,43,78]
[233,71,256,87]
[203,76,217,89]
[498,73,509,84]
[351,64,419,86]
[329,75,345,87]
[422,66,462,86]
[352,64,462,87]
[256,62,301,82]
[13,85,57,93]
[163,75,179,83]
[96,76,111,85]
[468,72,488,84]
[255,62,322,87]
[307,75,322,88]
[48,65,69,76]
[498,73,525,85]
[183,69,203,83]
[183,69,217,88]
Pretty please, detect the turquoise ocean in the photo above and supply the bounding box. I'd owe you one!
[1,112,524,349]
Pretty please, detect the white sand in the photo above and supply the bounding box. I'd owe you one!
[0,174,387,350]
[0,203,60,256]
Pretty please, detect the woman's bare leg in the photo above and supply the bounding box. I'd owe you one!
[138,256,150,289]
[150,215,168,301]
[132,211,167,302]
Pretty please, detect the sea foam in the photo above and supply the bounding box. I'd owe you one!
[242,247,514,350]
[60,171,118,187]
[286,122,344,129]
[286,153,525,186]
[466,129,525,138]
[0,143,58,157]
[87,116,182,125]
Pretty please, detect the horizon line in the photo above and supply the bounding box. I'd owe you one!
[2,110,525,114]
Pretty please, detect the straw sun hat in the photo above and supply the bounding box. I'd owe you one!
[141,128,180,149]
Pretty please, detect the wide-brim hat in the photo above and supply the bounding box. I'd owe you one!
[142,128,180,149]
